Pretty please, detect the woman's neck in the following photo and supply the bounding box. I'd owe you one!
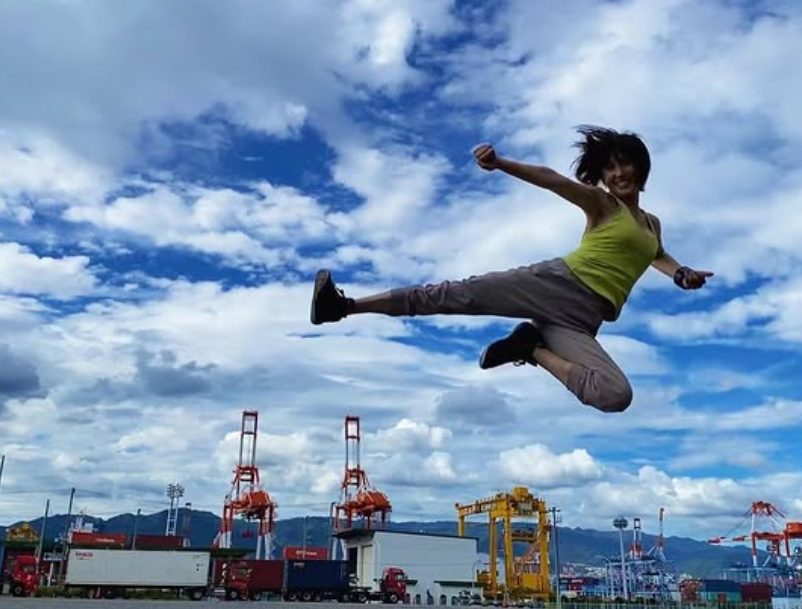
[619,192,640,209]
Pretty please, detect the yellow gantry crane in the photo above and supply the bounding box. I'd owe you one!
[456,486,551,601]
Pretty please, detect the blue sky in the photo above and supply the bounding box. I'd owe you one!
[0,0,801,547]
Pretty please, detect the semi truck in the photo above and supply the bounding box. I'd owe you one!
[65,548,209,600]
[220,558,407,602]
[8,555,38,597]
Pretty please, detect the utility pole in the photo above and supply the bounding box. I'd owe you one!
[550,507,562,609]
[37,499,50,562]
[0,454,5,524]
[132,508,141,550]
[57,488,75,583]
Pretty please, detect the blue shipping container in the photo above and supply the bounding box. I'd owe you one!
[283,559,349,592]
[699,579,741,593]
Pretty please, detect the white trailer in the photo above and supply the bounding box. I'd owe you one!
[65,548,210,600]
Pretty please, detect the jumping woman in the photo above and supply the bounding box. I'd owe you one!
[310,126,713,413]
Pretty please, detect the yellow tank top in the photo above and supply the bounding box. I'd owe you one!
[562,201,659,313]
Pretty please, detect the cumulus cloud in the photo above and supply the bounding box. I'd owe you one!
[497,444,605,489]
[372,419,452,452]
[434,385,517,427]
[0,243,97,299]
[0,344,42,399]
[646,275,802,344]
[135,350,214,397]
[0,0,457,165]
[0,130,110,209]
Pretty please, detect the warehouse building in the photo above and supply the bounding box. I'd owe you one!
[338,529,479,605]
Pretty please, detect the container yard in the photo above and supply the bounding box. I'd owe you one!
[1,411,801,607]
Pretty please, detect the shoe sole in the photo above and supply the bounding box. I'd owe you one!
[479,342,513,370]
[478,323,540,370]
[310,269,331,325]
[478,346,494,369]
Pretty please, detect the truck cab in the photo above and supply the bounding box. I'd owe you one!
[378,566,407,603]
[9,555,39,597]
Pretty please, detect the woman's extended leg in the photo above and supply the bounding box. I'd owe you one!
[311,260,590,324]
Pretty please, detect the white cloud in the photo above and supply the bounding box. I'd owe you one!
[60,180,340,267]
[0,0,458,166]
[497,444,605,488]
[332,145,451,237]
[0,130,110,207]
[646,275,802,343]
[423,451,458,482]
[372,419,452,452]
[0,242,97,299]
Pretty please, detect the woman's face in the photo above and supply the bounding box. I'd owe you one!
[602,156,639,199]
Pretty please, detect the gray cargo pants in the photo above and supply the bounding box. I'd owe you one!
[388,258,632,413]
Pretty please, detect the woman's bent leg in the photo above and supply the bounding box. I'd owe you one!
[537,325,632,413]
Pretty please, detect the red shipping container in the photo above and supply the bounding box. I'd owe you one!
[282,546,328,560]
[740,583,772,603]
[69,531,127,547]
[133,534,185,549]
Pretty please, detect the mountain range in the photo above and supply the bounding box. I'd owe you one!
[1,511,758,578]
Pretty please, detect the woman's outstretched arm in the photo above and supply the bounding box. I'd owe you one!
[474,144,612,220]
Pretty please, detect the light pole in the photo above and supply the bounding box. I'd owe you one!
[329,501,338,559]
[303,515,309,555]
[132,508,141,549]
[613,517,629,600]
[182,502,192,546]
[165,483,185,536]
[551,507,563,609]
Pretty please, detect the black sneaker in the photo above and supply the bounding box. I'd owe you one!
[311,270,350,325]
[479,322,543,369]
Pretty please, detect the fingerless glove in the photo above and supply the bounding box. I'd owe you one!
[673,266,692,289]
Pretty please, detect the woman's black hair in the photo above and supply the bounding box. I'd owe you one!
[572,125,651,191]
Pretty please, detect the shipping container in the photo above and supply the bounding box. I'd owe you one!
[740,582,773,603]
[681,579,742,603]
[284,558,350,596]
[65,549,209,600]
[69,531,127,548]
[699,578,741,593]
[219,559,284,601]
[245,560,284,590]
[283,546,329,560]
[132,534,186,550]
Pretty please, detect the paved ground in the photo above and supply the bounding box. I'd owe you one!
[0,600,380,608]
[0,601,224,608]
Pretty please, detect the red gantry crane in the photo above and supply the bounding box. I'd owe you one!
[647,507,667,562]
[216,410,277,559]
[331,416,391,533]
[708,500,790,567]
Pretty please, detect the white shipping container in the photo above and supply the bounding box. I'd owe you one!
[773,598,802,609]
[66,549,209,588]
